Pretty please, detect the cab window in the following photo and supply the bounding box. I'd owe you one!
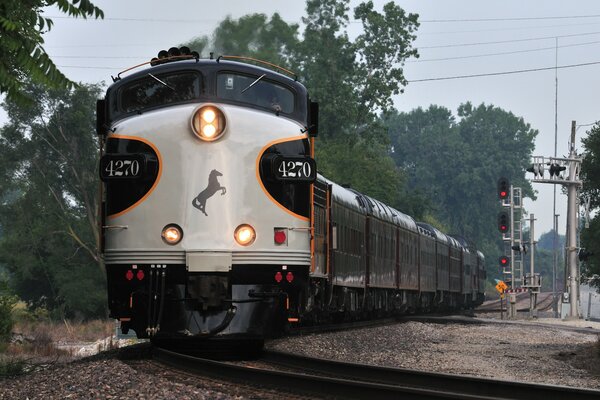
[119,72,201,113]
[217,73,294,114]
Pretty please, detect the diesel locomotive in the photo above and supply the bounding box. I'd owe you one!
[97,47,485,348]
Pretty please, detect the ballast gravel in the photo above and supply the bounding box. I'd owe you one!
[1,317,599,399]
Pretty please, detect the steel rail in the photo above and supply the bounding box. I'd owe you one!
[262,350,600,400]
[154,347,487,399]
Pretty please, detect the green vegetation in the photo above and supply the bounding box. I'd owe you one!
[385,103,538,282]
[0,83,105,319]
[580,122,600,289]
[0,0,103,105]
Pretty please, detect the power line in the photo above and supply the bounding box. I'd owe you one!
[418,30,600,49]
[418,21,600,36]
[408,60,600,83]
[45,15,218,23]
[409,40,600,63]
[419,14,600,23]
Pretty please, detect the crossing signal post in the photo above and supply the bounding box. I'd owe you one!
[496,177,525,319]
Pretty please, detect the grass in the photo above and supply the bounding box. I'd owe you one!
[0,318,116,378]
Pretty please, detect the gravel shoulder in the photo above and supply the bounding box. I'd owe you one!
[2,317,599,399]
[268,317,600,389]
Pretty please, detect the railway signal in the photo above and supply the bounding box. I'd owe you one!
[511,244,527,254]
[526,163,544,178]
[499,255,510,268]
[497,177,510,200]
[548,162,567,178]
[497,211,510,233]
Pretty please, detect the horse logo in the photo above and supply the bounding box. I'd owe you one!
[192,169,226,216]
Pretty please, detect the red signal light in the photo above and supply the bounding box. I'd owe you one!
[497,177,509,200]
[499,256,510,267]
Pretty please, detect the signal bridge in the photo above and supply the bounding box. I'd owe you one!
[525,121,583,319]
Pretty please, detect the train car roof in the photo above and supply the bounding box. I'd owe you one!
[449,234,476,254]
[318,174,418,232]
[416,222,449,244]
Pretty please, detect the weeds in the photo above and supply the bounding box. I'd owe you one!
[0,356,26,377]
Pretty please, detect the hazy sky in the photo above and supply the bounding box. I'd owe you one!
[5,0,600,238]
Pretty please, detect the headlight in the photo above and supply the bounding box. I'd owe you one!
[234,224,256,246]
[191,106,226,141]
[161,224,183,245]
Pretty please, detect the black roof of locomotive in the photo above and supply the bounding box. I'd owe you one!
[104,58,309,125]
[109,58,307,93]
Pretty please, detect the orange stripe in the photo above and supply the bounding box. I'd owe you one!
[255,136,310,222]
[310,183,315,273]
[287,318,299,322]
[107,135,163,219]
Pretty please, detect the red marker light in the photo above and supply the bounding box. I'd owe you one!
[125,270,134,281]
[286,272,294,283]
[274,230,287,244]
[136,270,145,280]
[275,271,283,283]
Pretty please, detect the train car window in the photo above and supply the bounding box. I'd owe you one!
[217,73,294,114]
[119,72,201,113]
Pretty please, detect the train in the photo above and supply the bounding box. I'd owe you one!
[97,47,485,348]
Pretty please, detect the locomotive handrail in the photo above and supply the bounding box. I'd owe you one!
[216,55,298,80]
[114,54,198,81]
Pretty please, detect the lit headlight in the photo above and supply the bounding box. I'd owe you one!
[161,224,183,245]
[234,224,256,246]
[191,106,226,141]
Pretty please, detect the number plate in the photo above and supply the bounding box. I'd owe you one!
[100,154,145,180]
[271,156,316,182]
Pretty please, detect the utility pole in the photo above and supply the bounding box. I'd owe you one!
[526,120,583,319]
[567,121,580,319]
[553,214,559,318]
[527,214,539,318]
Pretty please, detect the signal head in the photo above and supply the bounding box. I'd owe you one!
[497,211,510,233]
[497,177,509,200]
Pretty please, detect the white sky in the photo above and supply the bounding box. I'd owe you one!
[4,0,600,238]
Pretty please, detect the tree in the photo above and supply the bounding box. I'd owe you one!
[580,122,600,288]
[386,103,538,282]
[0,0,103,105]
[185,13,299,67]
[295,0,419,139]
[0,83,105,318]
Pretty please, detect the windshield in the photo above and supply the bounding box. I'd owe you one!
[119,71,201,113]
[217,72,294,114]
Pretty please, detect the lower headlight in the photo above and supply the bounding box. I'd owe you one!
[234,224,256,246]
[161,224,183,245]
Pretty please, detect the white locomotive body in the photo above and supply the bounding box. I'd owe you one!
[99,52,318,344]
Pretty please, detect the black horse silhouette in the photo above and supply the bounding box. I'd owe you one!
[192,169,226,216]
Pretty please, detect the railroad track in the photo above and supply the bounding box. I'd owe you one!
[153,346,600,400]
[477,292,554,313]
